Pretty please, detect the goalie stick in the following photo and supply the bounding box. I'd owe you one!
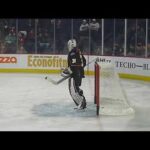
[45,74,71,85]
[45,57,98,85]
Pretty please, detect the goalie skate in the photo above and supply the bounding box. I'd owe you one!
[74,99,86,110]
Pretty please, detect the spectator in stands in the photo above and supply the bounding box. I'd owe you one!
[79,19,89,36]
[5,31,17,53]
[89,19,100,54]
[18,31,27,47]
[49,19,54,38]
[79,19,89,53]
[127,24,145,57]
[3,23,10,37]
[136,25,145,46]
[127,25,136,56]
[89,19,100,41]
[89,19,100,31]
[37,31,51,54]
[112,43,123,56]
[0,41,7,54]
[55,19,65,54]
[135,42,145,57]
[25,29,35,53]
[16,45,27,54]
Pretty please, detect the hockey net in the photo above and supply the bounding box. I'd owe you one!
[94,61,134,116]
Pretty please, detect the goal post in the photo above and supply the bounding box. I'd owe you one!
[94,62,100,116]
[94,61,134,116]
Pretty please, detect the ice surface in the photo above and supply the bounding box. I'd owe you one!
[0,73,150,131]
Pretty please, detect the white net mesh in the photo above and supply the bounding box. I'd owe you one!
[98,62,134,116]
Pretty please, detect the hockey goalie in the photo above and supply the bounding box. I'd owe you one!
[61,38,87,109]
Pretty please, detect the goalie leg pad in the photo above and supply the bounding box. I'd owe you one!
[68,78,86,109]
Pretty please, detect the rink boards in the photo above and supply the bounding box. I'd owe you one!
[0,54,150,81]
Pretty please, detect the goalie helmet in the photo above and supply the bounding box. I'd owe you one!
[67,39,77,51]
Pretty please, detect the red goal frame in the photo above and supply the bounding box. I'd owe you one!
[94,62,100,116]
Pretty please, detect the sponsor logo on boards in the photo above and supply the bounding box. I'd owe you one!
[0,57,17,63]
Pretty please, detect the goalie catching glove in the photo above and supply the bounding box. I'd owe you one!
[61,67,72,77]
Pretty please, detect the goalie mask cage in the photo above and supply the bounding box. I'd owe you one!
[94,62,134,116]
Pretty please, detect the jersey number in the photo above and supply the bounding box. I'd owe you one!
[72,59,76,64]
